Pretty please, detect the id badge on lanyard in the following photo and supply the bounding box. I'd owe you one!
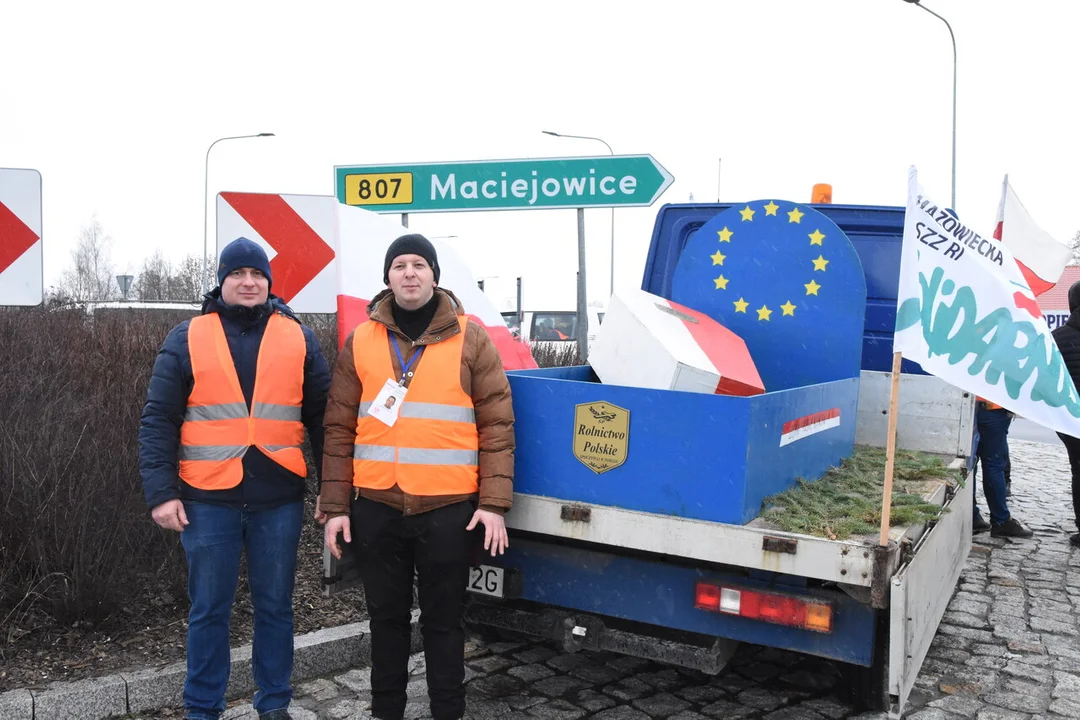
[367,335,424,428]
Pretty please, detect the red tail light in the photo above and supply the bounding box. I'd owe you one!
[693,581,833,633]
[694,582,721,611]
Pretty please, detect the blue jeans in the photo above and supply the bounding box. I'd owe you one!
[180,501,303,720]
[975,407,1012,526]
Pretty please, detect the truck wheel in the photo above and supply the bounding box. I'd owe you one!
[835,609,890,711]
[836,659,888,711]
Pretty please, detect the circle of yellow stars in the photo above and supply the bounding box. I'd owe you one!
[712,201,828,321]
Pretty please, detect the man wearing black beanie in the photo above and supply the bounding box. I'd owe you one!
[321,233,515,720]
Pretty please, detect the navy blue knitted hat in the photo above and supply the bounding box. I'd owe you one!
[217,237,272,290]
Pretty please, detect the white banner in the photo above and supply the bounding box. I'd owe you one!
[894,167,1080,439]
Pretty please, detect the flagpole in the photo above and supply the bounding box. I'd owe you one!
[879,351,904,546]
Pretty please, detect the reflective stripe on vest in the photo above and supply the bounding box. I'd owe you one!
[179,312,308,490]
[351,317,479,495]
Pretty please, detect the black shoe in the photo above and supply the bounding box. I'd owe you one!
[991,518,1034,539]
[1070,533,1080,548]
[259,711,293,720]
[973,516,991,533]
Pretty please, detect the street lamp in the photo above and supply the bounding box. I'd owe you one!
[542,130,616,298]
[903,0,957,210]
[202,133,275,294]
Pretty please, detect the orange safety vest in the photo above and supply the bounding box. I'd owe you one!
[977,396,1004,411]
[179,312,308,490]
[351,317,479,495]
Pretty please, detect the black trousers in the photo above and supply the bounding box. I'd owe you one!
[351,497,475,720]
[1058,432,1080,532]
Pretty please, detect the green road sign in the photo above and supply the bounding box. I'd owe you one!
[334,155,674,213]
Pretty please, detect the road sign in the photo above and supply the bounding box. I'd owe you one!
[0,168,43,306]
[334,155,674,213]
[216,192,336,313]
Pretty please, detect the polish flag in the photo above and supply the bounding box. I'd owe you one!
[779,408,841,447]
[334,204,537,370]
[993,175,1071,297]
[589,288,765,395]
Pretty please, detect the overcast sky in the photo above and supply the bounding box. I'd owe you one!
[3,0,1077,310]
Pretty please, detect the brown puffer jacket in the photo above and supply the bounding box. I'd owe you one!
[320,287,515,518]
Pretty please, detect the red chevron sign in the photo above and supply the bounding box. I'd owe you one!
[0,168,43,306]
[219,192,335,307]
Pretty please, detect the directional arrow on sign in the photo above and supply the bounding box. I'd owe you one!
[335,154,675,213]
[0,199,39,275]
[220,193,335,303]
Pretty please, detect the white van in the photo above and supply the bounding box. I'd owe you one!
[501,309,604,349]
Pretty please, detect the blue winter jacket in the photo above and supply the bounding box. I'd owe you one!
[138,290,331,511]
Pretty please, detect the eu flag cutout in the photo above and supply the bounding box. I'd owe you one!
[671,200,867,392]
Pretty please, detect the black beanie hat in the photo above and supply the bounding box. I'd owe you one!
[383,233,440,285]
[217,237,273,290]
[1069,280,1080,314]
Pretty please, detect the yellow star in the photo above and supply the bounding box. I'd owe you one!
[756,305,772,321]
[734,297,749,313]
[717,227,734,242]
[740,205,755,222]
[781,300,796,316]
[809,229,825,245]
[788,207,804,224]
[711,250,726,265]
[713,275,729,290]
[812,255,829,272]
[804,279,821,295]
[764,201,779,216]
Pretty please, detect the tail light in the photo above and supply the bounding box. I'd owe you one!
[694,581,833,633]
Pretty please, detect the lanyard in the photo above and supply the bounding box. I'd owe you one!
[390,335,424,384]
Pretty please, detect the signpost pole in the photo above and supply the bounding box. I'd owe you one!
[576,208,589,361]
[516,276,524,338]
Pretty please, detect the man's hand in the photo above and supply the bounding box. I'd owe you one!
[467,509,509,557]
[325,516,351,560]
[314,496,328,525]
[151,499,188,533]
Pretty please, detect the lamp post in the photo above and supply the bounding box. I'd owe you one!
[202,133,275,294]
[903,0,957,210]
[542,130,616,298]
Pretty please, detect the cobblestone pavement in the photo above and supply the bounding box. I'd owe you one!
[167,439,1080,720]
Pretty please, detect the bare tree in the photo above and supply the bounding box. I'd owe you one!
[133,251,172,301]
[54,217,117,302]
[174,254,216,301]
[1070,230,1080,265]
[130,252,215,302]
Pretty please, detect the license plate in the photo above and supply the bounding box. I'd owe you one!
[467,565,505,598]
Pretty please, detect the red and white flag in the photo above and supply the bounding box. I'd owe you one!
[994,175,1071,297]
[334,204,537,370]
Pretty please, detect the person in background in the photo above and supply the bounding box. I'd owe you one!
[139,238,330,720]
[1052,279,1080,547]
[971,396,1032,539]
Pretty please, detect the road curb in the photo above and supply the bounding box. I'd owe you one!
[9,613,421,719]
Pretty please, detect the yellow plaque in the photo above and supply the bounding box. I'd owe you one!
[573,402,630,474]
[343,172,414,205]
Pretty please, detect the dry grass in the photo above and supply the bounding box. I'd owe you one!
[759,445,963,539]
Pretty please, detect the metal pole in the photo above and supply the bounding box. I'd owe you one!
[908,1,957,209]
[542,131,615,297]
[202,133,275,295]
[402,213,409,228]
[576,208,589,362]
[516,276,523,337]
